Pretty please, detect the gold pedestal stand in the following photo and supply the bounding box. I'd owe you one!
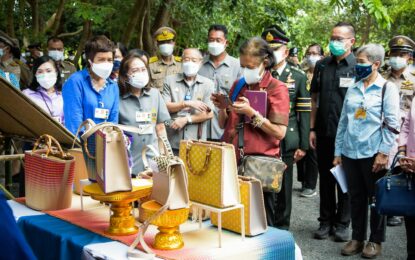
[140,200,189,250]
[83,182,152,236]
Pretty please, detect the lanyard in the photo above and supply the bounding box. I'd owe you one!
[40,91,54,117]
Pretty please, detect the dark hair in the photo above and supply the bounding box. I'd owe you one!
[118,50,152,96]
[128,48,150,63]
[208,24,228,38]
[334,22,356,37]
[28,56,62,91]
[47,37,64,46]
[307,43,324,56]
[115,42,128,58]
[239,37,275,70]
[85,35,115,67]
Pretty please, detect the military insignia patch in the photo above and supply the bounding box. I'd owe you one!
[266,32,273,42]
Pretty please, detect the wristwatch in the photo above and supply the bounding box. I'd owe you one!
[186,114,192,124]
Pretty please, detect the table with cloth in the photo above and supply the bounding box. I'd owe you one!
[9,194,302,260]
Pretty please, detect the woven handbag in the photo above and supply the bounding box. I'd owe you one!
[25,134,75,210]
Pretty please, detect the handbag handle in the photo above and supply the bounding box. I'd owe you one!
[185,141,212,176]
[158,135,173,157]
[71,119,96,149]
[32,134,67,159]
[141,145,160,171]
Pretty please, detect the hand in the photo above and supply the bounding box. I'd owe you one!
[170,117,188,130]
[211,94,229,110]
[232,97,255,117]
[333,156,342,166]
[185,100,209,112]
[309,131,317,149]
[399,157,415,173]
[372,153,388,173]
[294,149,306,162]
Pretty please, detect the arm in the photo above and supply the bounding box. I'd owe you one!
[156,90,171,137]
[398,106,412,154]
[62,76,84,134]
[108,83,119,124]
[334,90,350,158]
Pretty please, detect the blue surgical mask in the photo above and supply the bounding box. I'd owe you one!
[389,56,407,70]
[355,63,373,82]
[329,40,347,56]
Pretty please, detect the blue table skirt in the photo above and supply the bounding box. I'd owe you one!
[17,215,111,260]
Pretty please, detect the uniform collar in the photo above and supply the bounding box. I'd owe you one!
[160,56,178,66]
[276,62,288,76]
[176,73,203,84]
[122,87,151,99]
[204,53,231,67]
[329,52,355,65]
[354,73,386,90]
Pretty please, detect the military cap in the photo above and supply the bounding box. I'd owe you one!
[261,25,290,48]
[289,47,298,57]
[0,30,19,48]
[153,27,177,42]
[389,35,415,53]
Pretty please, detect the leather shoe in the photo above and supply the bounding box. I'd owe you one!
[314,224,330,239]
[334,226,349,242]
[387,216,403,226]
[361,242,382,259]
[341,240,364,256]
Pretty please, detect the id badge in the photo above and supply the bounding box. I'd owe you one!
[94,108,109,119]
[136,111,151,122]
[339,77,355,88]
[354,107,367,119]
[138,124,153,135]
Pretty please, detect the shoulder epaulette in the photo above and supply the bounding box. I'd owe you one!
[291,65,306,75]
[149,56,159,63]
[174,56,182,62]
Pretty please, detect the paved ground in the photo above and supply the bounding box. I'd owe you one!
[290,166,407,260]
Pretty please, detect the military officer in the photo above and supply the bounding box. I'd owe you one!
[149,27,182,92]
[261,25,310,230]
[383,35,415,227]
[0,30,32,89]
[47,37,77,83]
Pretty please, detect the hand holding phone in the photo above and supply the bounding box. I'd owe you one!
[211,93,231,109]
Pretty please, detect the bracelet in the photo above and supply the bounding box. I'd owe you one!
[251,111,266,128]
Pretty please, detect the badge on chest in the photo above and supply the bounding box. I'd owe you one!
[136,111,152,122]
[354,107,367,119]
[95,108,109,119]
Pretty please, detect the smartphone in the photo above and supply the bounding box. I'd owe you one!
[214,93,232,108]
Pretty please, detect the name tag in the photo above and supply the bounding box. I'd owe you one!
[95,108,109,119]
[138,124,153,135]
[339,77,355,88]
[136,111,152,122]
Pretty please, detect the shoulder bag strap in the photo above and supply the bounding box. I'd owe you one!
[381,81,400,135]
[231,77,246,102]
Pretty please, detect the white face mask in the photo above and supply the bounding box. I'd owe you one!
[129,71,149,89]
[243,64,263,85]
[208,42,225,56]
[90,61,113,79]
[48,50,64,61]
[389,56,408,70]
[307,55,321,67]
[182,61,200,77]
[159,43,174,57]
[39,51,44,57]
[273,50,285,65]
[36,72,57,90]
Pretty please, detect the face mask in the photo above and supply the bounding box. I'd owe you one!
[243,64,263,85]
[182,61,200,77]
[112,60,121,72]
[208,42,225,56]
[273,50,285,64]
[48,50,64,61]
[329,40,347,56]
[36,72,57,90]
[39,51,44,57]
[307,55,321,67]
[159,43,174,56]
[355,63,373,82]
[69,55,75,61]
[129,71,149,89]
[0,48,4,58]
[90,61,113,79]
[389,56,408,70]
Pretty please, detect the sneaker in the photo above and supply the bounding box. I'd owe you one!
[334,226,350,242]
[300,188,317,198]
[361,242,382,259]
[341,240,364,256]
[387,216,403,226]
[314,224,331,239]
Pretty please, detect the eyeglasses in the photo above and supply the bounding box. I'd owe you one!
[330,37,351,42]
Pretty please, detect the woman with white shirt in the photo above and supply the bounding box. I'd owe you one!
[23,56,64,124]
[333,44,400,258]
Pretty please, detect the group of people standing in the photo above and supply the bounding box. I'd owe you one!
[1,19,414,260]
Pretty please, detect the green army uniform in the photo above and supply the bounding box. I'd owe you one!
[150,26,182,92]
[149,55,182,91]
[58,61,77,83]
[0,58,32,89]
[262,25,311,230]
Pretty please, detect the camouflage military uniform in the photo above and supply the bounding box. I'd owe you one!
[149,56,182,92]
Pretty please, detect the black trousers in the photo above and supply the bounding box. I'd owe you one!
[264,152,294,230]
[297,148,318,189]
[342,156,386,243]
[405,216,415,260]
[316,136,350,227]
